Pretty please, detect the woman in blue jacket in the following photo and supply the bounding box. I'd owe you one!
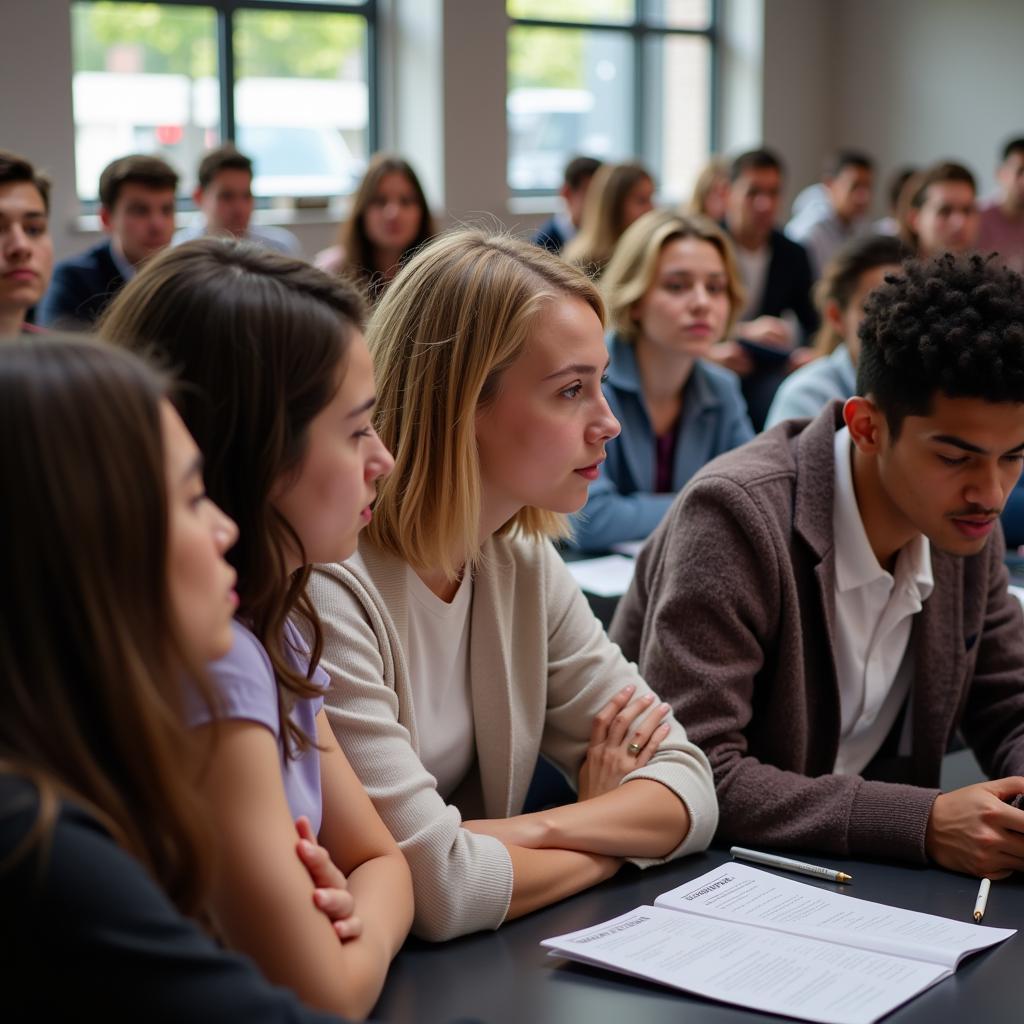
[573,209,753,553]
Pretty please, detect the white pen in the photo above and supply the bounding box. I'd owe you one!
[730,846,853,883]
[973,878,991,923]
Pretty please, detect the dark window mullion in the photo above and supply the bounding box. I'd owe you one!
[217,6,236,142]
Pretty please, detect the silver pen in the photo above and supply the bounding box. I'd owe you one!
[730,846,853,883]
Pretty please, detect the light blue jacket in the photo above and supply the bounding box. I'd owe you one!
[765,344,857,428]
[572,334,754,553]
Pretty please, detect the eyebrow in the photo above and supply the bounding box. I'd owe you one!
[543,361,611,382]
[932,434,1024,456]
[346,395,376,419]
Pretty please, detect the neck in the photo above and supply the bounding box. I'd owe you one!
[634,338,695,407]
[373,247,403,276]
[849,443,918,572]
[729,221,767,251]
[0,306,26,339]
[1001,195,1024,219]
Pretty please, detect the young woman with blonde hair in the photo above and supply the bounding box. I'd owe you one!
[100,239,412,1020]
[0,336,346,1020]
[308,230,718,943]
[315,153,435,303]
[563,160,655,277]
[573,208,753,552]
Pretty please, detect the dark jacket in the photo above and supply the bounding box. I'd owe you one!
[610,403,1024,863]
[38,240,126,329]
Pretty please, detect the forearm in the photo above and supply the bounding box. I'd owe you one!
[345,849,414,960]
[506,845,621,921]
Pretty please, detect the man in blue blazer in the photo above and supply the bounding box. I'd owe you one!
[39,154,177,328]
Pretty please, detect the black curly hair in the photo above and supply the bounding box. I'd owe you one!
[857,253,1024,437]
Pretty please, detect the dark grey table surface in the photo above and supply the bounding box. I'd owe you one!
[373,753,1024,1024]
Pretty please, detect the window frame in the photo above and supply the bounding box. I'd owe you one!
[71,0,379,206]
[506,0,719,197]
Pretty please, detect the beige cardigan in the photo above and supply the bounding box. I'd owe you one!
[308,533,717,942]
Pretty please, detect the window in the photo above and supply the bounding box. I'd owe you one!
[507,0,716,199]
[70,0,376,203]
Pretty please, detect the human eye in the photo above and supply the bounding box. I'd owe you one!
[600,373,609,385]
[559,381,584,400]
[937,453,967,467]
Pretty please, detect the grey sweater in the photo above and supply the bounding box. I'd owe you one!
[610,403,1024,863]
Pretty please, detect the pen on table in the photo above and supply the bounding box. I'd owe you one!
[730,846,853,883]
[973,878,991,923]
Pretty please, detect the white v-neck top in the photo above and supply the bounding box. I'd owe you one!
[831,427,934,775]
[405,567,475,798]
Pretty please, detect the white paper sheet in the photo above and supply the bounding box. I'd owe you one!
[566,554,636,597]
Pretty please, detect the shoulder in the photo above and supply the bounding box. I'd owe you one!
[53,241,111,278]
[313,245,346,274]
[770,229,811,264]
[250,225,301,255]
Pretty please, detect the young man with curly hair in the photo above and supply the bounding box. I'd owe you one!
[611,253,1024,879]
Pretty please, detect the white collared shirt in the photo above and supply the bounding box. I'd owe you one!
[831,427,934,775]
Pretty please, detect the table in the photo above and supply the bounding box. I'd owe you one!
[373,753,1022,1024]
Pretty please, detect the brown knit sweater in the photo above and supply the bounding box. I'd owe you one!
[610,402,1024,864]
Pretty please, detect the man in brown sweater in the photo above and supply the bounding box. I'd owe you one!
[611,252,1024,879]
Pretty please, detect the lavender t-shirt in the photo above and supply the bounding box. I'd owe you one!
[189,618,328,835]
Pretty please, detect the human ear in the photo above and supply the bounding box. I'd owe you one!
[843,395,883,454]
[825,298,844,335]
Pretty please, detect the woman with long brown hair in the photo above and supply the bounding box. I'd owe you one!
[315,153,435,303]
[0,336,346,1020]
[100,239,412,1020]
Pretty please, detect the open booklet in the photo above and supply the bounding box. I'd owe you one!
[541,862,1015,1024]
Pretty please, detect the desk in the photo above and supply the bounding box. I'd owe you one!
[374,850,1023,1024]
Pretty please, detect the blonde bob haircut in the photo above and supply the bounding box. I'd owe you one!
[366,229,604,581]
[602,208,744,344]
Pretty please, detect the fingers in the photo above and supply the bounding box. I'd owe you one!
[297,836,348,890]
[628,703,672,769]
[333,914,364,942]
[295,815,316,844]
[986,776,1024,803]
[606,693,658,748]
[313,886,355,923]
[590,684,636,746]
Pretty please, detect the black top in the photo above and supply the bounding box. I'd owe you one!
[0,775,345,1022]
[37,239,127,329]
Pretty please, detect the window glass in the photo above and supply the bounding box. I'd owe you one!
[71,2,218,200]
[643,0,712,30]
[507,0,634,24]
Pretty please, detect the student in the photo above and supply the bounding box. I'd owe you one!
[174,144,301,256]
[715,148,819,429]
[785,150,875,278]
[573,209,753,553]
[611,253,1024,879]
[765,233,908,427]
[0,336,349,1021]
[687,157,730,222]
[100,239,413,1020]
[900,160,979,259]
[564,161,656,278]
[39,154,178,328]
[874,165,917,236]
[0,150,53,338]
[532,155,602,254]
[307,231,717,943]
[977,136,1024,274]
[315,154,434,304]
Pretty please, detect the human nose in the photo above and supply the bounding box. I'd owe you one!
[3,224,30,258]
[688,282,711,310]
[964,462,1004,511]
[367,435,395,481]
[587,392,620,444]
[212,503,239,554]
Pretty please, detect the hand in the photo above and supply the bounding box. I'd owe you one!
[925,777,1024,879]
[577,684,672,802]
[787,347,818,372]
[708,341,755,377]
[295,815,363,941]
[738,315,793,349]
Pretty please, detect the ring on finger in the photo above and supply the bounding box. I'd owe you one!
[627,741,643,756]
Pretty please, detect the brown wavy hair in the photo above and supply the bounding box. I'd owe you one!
[336,153,435,302]
[100,238,364,757]
[0,335,213,915]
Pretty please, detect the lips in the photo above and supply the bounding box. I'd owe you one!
[4,269,38,282]
[950,517,997,540]
[574,459,604,481]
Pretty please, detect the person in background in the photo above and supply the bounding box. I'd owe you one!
[687,157,730,223]
[612,252,1024,881]
[174,144,301,257]
[899,160,979,259]
[532,155,601,254]
[874,165,917,236]
[315,154,435,305]
[564,161,656,278]
[765,233,909,427]
[978,136,1024,274]
[572,209,753,553]
[39,154,177,328]
[308,230,717,943]
[101,239,413,1020]
[785,150,874,278]
[0,150,52,338]
[0,336,349,1021]
[714,148,818,429]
